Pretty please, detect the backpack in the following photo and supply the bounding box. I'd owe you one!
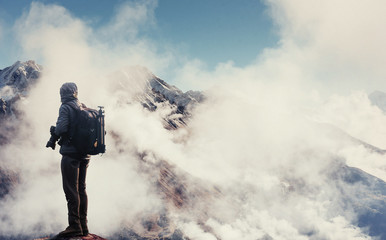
[67,104,106,155]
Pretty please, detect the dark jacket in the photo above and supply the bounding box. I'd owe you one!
[55,99,82,155]
[55,82,86,156]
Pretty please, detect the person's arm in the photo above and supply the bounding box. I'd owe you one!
[55,104,71,136]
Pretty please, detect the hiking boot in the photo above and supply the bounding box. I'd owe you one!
[81,224,89,236]
[81,219,89,236]
[53,225,83,239]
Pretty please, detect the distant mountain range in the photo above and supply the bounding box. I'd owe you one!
[1,61,386,240]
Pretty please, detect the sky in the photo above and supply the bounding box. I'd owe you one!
[0,0,277,74]
[1,0,386,94]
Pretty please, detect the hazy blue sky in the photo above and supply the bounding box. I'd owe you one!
[0,0,277,70]
[1,0,385,94]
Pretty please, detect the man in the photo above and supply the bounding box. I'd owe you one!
[52,82,90,238]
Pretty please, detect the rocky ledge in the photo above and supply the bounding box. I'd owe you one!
[34,233,107,240]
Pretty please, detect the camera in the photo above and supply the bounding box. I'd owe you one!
[46,126,60,150]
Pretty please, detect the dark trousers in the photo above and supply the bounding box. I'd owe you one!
[61,155,90,229]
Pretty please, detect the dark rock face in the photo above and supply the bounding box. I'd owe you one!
[126,154,223,239]
[147,77,204,130]
[149,77,204,110]
[0,98,9,145]
[0,96,21,118]
[0,167,19,199]
[0,96,23,146]
[0,98,6,114]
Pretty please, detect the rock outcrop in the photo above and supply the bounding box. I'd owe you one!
[34,233,108,240]
[0,167,19,199]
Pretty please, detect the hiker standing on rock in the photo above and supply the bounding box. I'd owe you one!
[47,82,90,238]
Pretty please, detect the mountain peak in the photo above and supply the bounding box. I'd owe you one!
[0,60,42,99]
[106,65,204,129]
[109,65,203,107]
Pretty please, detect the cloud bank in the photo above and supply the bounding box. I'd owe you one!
[0,0,386,239]
[177,0,386,95]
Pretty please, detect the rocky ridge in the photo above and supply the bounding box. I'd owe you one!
[106,66,204,130]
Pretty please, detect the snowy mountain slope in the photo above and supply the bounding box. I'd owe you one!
[336,165,386,238]
[0,61,42,146]
[107,66,204,130]
[0,60,41,100]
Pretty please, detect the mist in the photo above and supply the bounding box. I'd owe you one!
[0,0,386,239]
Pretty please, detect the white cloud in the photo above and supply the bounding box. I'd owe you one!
[175,0,386,95]
[167,1,386,238]
[266,0,386,92]
[180,222,218,240]
[99,0,157,41]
